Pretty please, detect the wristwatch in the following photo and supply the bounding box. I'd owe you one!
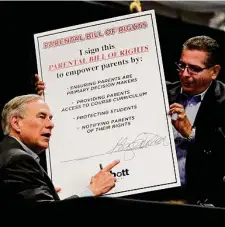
[186,127,196,141]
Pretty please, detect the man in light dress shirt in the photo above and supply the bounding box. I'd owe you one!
[0,94,120,209]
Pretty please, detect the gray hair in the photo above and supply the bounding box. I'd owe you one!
[1,94,42,135]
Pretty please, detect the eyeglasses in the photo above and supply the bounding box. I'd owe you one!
[175,61,212,75]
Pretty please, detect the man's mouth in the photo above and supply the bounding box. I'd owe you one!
[182,81,193,87]
[41,133,51,139]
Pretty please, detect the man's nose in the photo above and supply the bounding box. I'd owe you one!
[181,67,191,77]
[46,119,54,129]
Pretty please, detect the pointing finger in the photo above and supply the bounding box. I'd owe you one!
[102,160,120,172]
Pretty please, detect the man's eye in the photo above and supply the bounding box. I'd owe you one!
[190,66,202,72]
[180,63,186,67]
[39,115,45,119]
[178,63,184,68]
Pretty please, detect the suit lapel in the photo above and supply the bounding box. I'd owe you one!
[42,170,60,200]
[192,81,218,129]
[168,84,181,105]
[168,81,218,129]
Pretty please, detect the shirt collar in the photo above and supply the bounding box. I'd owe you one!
[9,135,40,163]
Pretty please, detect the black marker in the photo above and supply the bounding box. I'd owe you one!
[99,163,103,170]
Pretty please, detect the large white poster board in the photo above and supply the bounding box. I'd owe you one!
[34,10,180,199]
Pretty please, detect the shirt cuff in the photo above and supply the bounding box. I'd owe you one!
[76,187,94,197]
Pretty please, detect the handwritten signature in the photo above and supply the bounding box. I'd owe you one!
[107,132,169,161]
[61,132,169,163]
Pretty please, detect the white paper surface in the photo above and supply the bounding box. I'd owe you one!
[34,10,180,199]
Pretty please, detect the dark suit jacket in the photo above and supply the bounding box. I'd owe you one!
[167,80,225,206]
[0,135,60,208]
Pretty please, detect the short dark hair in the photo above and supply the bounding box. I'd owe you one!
[182,35,220,67]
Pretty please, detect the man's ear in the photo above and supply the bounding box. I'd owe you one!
[10,116,21,133]
[211,64,221,80]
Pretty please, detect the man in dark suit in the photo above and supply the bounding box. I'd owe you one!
[166,35,225,207]
[0,94,119,209]
[123,35,225,207]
